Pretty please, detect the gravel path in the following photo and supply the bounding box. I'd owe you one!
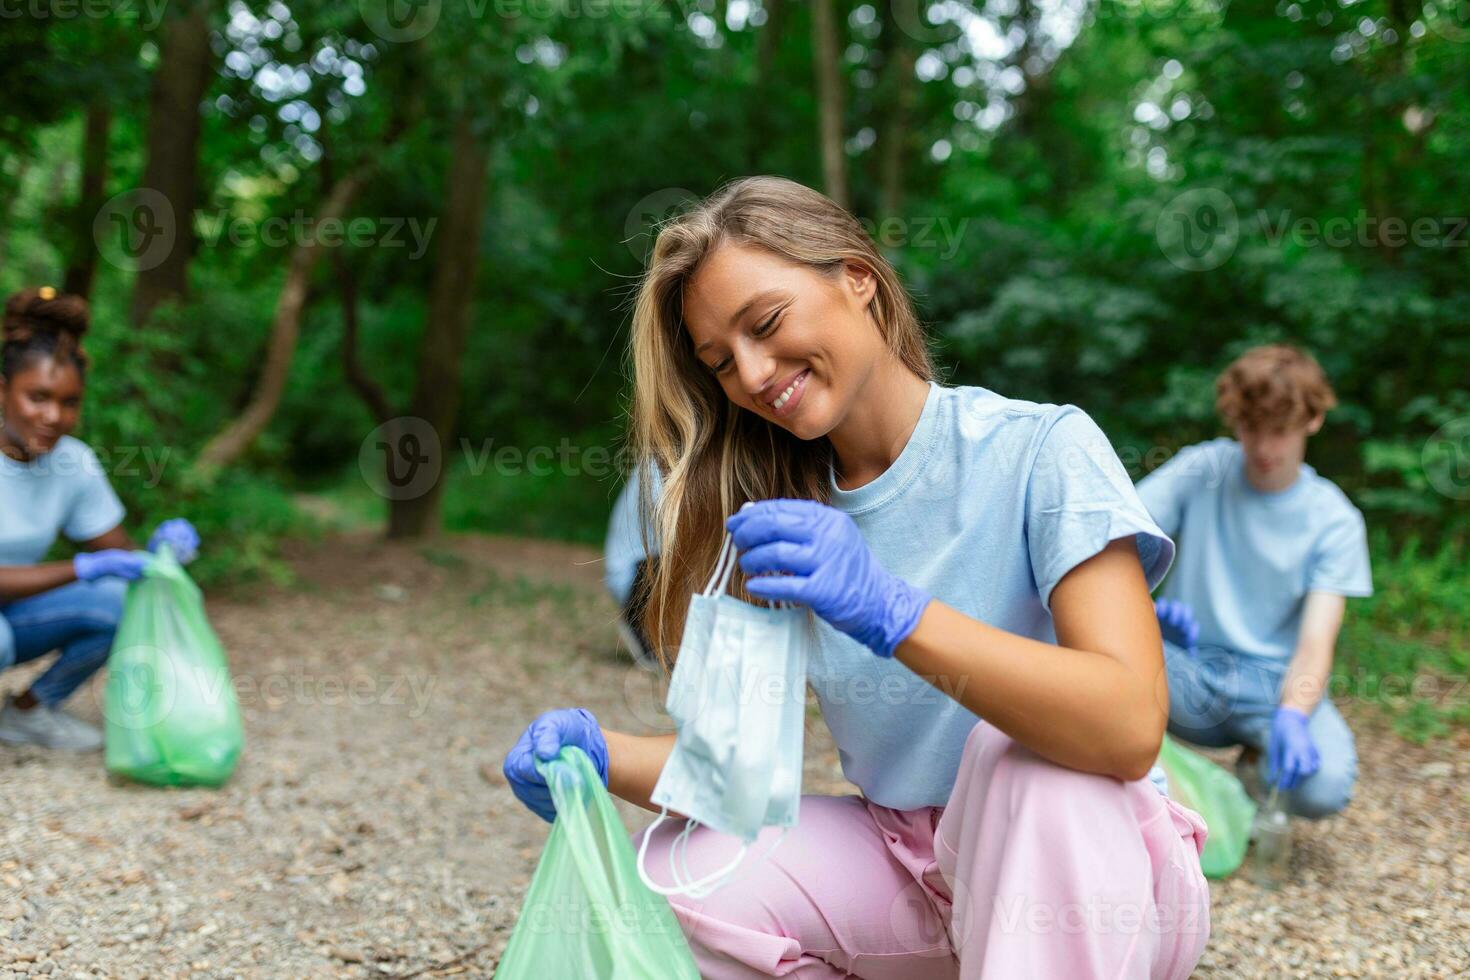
[2,531,1466,977]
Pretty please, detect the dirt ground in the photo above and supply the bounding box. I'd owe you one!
[2,531,1468,978]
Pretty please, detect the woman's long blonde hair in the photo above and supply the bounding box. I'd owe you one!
[627,176,936,668]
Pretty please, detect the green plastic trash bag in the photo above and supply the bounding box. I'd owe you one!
[1157,735,1257,879]
[103,548,243,787]
[494,746,700,979]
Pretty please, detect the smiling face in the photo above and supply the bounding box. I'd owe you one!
[681,242,887,440]
[0,356,84,460]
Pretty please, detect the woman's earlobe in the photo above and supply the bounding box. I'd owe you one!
[845,261,878,304]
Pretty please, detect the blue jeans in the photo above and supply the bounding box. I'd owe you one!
[1162,639,1357,819]
[0,578,127,707]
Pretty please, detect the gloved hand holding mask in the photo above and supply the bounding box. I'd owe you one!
[725,498,931,659]
[637,525,812,898]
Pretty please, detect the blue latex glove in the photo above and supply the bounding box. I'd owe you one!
[726,498,931,659]
[1154,597,1200,653]
[73,549,150,582]
[1267,706,1320,791]
[503,707,610,823]
[148,517,200,564]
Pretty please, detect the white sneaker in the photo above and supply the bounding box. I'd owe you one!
[0,695,104,751]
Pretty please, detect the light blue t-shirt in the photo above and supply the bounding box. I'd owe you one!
[0,436,126,566]
[813,381,1175,808]
[603,461,662,605]
[1135,437,1372,664]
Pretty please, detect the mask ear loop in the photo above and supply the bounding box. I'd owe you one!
[636,809,675,892]
[636,808,752,897]
[702,531,738,596]
[671,822,791,900]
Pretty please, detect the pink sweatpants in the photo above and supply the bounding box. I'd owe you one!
[633,718,1211,979]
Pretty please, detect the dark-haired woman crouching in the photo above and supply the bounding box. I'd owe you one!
[0,287,200,751]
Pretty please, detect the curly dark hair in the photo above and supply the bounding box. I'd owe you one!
[1,286,91,382]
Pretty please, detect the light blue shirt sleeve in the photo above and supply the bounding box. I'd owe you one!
[1308,505,1373,597]
[1134,440,1218,541]
[61,443,125,542]
[603,461,662,605]
[1025,407,1175,611]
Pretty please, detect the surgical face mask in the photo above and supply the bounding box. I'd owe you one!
[636,528,811,898]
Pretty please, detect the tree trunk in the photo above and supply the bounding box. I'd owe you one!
[756,0,785,80]
[811,0,849,210]
[335,248,395,427]
[191,168,370,474]
[746,0,787,171]
[131,6,211,327]
[387,113,489,539]
[63,102,112,299]
[877,9,917,221]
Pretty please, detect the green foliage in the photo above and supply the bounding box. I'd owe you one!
[3,1,1466,734]
[1338,533,1470,742]
[308,443,622,549]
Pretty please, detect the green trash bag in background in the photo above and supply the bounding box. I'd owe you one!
[1157,735,1257,879]
[103,548,243,787]
[494,746,699,979]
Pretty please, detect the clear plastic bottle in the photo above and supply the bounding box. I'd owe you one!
[1248,788,1292,889]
